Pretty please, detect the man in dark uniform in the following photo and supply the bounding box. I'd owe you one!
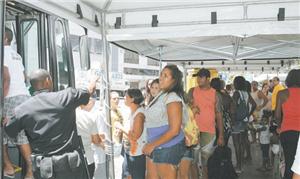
[4,69,97,179]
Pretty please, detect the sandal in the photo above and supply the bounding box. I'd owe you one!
[3,171,15,178]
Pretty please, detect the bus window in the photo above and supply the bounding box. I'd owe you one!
[21,20,39,75]
[55,20,69,90]
[69,21,90,88]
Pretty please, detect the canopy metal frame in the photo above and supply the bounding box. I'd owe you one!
[0,0,6,178]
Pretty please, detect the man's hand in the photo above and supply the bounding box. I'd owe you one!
[217,135,225,146]
[2,117,9,127]
[276,127,281,135]
[191,106,200,115]
[88,76,99,95]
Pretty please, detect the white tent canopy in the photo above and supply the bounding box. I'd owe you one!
[19,0,300,70]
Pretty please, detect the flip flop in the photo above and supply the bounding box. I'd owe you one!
[3,171,15,178]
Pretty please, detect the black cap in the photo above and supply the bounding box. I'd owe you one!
[192,68,210,78]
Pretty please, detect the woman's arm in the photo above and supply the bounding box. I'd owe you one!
[275,89,289,130]
[215,93,224,146]
[248,93,257,116]
[114,121,129,136]
[229,96,236,125]
[143,102,182,155]
[258,90,268,110]
[232,91,239,125]
[128,113,145,141]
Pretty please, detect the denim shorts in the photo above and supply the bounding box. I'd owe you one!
[150,140,185,165]
[182,146,193,161]
[232,122,248,134]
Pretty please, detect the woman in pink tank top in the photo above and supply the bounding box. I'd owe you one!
[275,69,300,179]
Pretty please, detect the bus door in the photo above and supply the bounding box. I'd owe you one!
[16,13,47,80]
[48,16,75,91]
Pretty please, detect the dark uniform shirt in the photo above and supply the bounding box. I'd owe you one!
[5,88,90,156]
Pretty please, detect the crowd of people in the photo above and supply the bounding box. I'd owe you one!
[2,26,300,179]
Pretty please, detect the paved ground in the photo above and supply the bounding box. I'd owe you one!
[5,138,280,179]
[238,143,274,179]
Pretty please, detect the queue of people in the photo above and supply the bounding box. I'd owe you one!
[1,26,299,179]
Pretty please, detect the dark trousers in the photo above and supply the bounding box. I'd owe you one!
[88,163,95,179]
[280,130,299,179]
[260,144,270,165]
[126,153,146,179]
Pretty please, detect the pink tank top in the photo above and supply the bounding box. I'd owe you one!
[193,87,216,134]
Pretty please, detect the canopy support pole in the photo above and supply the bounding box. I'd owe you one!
[0,0,6,178]
[182,63,187,91]
[159,46,163,73]
[101,12,115,179]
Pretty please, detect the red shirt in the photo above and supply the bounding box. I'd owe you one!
[281,88,300,133]
[193,87,216,134]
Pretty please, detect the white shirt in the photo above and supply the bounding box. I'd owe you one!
[4,46,29,98]
[259,124,270,144]
[292,136,300,175]
[93,110,108,164]
[76,108,98,164]
[128,107,146,156]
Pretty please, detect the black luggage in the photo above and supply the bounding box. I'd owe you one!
[207,146,238,179]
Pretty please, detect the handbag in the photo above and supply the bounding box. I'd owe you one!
[184,106,199,146]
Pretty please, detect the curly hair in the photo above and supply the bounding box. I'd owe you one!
[285,69,300,88]
[233,76,246,91]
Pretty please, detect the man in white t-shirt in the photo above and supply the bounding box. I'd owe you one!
[3,27,33,178]
[76,98,104,178]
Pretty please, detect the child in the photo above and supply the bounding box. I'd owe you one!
[256,115,271,172]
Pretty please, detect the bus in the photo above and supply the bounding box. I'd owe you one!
[0,1,114,178]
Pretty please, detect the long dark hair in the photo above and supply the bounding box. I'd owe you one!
[163,65,186,102]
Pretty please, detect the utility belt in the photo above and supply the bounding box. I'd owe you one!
[31,150,82,179]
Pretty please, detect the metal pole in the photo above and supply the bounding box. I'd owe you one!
[159,46,163,73]
[101,12,115,179]
[0,0,6,178]
[182,63,187,91]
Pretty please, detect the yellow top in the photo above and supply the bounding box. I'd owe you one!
[271,84,285,110]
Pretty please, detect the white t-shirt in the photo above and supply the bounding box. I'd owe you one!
[292,136,300,175]
[259,124,270,144]
[93,110,108,164]
[76,108,98,164]
[128,107,146,156]
[4,46,29,98]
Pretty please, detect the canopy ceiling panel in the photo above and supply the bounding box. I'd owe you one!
[114,34,300,61]
[18,0,300,63]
